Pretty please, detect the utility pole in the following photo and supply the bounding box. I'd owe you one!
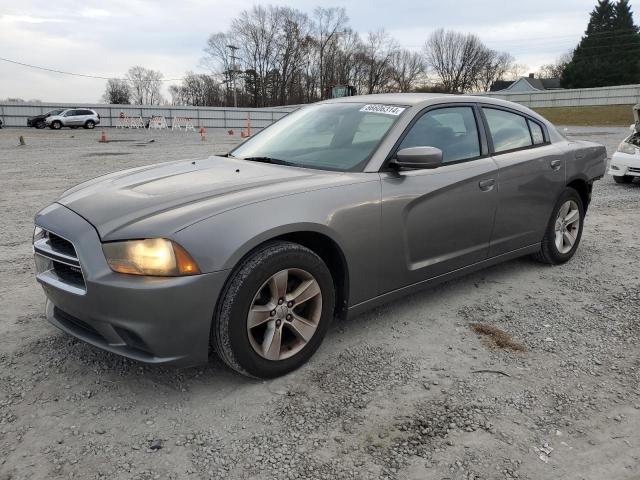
[227,44,240,108]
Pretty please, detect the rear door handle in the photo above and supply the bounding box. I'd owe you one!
[550,159,562,170]
[478,179,495,191]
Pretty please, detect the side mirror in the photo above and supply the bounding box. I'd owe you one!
[392,146,443,170]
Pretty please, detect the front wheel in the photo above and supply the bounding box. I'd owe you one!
[613,175,634,184]
[36,120,46,129]
[212,241,335,378]
[532,187,584,265]
[50,121,62,130]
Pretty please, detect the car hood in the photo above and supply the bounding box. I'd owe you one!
[57,156,356,240]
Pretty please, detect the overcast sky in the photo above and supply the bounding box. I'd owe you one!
[0,0,634,103]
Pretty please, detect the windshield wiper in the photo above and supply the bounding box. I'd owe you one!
[241,156,296,166]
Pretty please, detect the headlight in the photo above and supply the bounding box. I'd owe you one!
[102,239,200,276]
[617,141,638,155]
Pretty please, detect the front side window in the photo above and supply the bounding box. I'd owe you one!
[230,103,406,172]
[483,108,533,153]
[399,106,481,163]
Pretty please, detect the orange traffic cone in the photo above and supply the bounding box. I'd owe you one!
[199,127,206,142]
[99,131,107,143]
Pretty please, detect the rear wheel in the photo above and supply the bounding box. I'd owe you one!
[212,241,335,378]
[613,175,634,184]
[50,121,62,130]
[532,187,584,265]
[84,120,95,129]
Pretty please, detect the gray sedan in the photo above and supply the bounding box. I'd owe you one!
[33,94,607,378]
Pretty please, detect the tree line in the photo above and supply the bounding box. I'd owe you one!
[101,1,640,107]
[103,6,515,107]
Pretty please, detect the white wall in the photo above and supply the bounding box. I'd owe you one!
[0,103,298,128]
[476,84,640,108]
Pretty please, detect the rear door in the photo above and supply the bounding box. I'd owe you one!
[64,110,81,126]
[378,104,499,292]
[480,106,566,257]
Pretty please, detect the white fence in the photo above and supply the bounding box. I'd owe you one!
[476,84,640,108]
[3,86,640,128]
[0,102,298,128]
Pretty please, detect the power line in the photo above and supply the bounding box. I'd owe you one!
[0,57,189,82]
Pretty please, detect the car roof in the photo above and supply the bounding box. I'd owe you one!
[320,92,551,126]
[322,93,452,106]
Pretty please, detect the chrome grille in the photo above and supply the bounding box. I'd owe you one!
[629,167,640,174]
[33,227,86,295]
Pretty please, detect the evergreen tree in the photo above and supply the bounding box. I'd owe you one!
[562,0,640,87]
[612,0,640,84]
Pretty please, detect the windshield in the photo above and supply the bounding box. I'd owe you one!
[230,102,407,172]
[46,109,64,116]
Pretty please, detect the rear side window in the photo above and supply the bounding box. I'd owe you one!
[528,119,545,144]
[483,108,532,153]
[399,106,481,163]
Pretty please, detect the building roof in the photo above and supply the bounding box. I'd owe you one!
[490,76,563,92]
[490,80,514,92]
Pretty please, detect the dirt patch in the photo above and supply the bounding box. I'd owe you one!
[470,323,526,352]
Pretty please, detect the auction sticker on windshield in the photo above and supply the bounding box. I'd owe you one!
[360,104,406,116]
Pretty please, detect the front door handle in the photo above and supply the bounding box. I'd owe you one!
[478,179,495,191]
[550,159,562,170]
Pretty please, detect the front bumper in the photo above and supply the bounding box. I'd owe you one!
[609,151,640,177]
[35,203,230,367]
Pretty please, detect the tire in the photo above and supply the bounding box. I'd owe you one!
[613,175,634,184]
[36,120,46,129]
[84,120,95,129]
[212,241,335,378]
[532,187,585,265]
[50,121,62,130]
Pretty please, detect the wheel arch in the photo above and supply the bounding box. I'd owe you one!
[223,226,350,318]
[566,177,593,211]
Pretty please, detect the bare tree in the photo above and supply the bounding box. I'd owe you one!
[505,63,529,80]
[313,7,348,99]
[102,79,131,104]
[425,29,511,93]
[275,7,313,105]
[476,51,514,92]
[536,52,572,79]
[126,66,164,105]
[169,73,222,106]
[391,49,425,92]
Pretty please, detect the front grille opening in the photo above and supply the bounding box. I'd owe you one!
[53,262,85,288]
[47,232,77,258]
[54,307,102,339]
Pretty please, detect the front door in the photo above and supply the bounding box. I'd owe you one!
[379,105,499,294]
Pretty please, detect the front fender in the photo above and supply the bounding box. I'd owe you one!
[173,180,381,306]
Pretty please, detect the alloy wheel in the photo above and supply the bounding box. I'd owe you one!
[554,200,580,254]
[247,268,322,361]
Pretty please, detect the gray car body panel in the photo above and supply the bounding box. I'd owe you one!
[34,93,607,367]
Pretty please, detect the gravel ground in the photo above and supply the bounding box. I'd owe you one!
[0,126,638,480]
